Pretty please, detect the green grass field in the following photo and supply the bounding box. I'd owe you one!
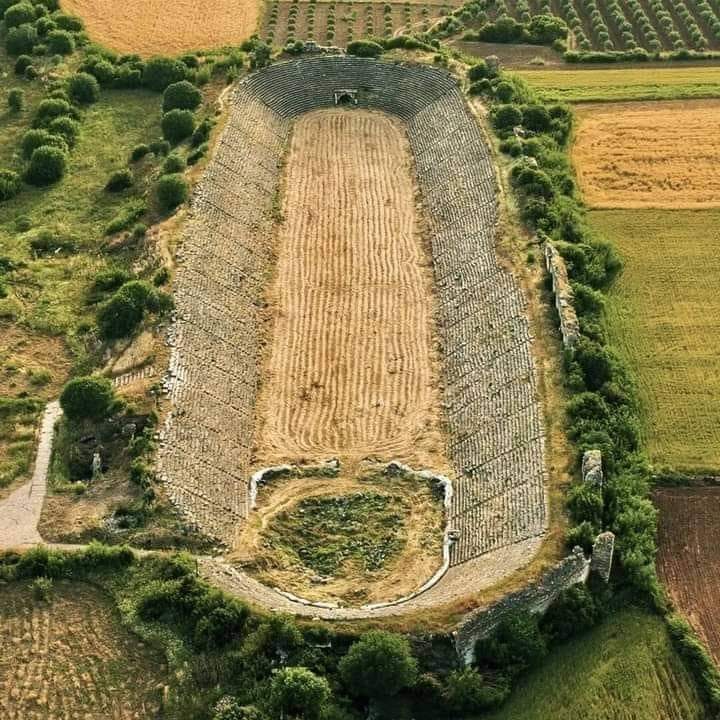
[589,209,720,471]
[517,66,720,102]
[487,608,704,720]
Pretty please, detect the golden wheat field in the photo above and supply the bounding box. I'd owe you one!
[255,109,446,469]
[0,582,166,719]
[572,100,720,209]
[60,0,261,56]
[592,209,720,471]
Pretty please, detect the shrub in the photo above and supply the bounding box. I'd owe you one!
[105,199,146,234]
[143,56,187,92]
[495,80,515,102]
[153,266,170,286]
[86,58,115,85]
[468,60,489,81]
[31,576,53,601]
[491,103,522,132]
[161,108,195,143]
[156,173,188,211]
[443,669,509,713]
[339,631,417,699]
[7,87,24,112]
[540,583,601,643]
[29,227,76,255]
[52,12,83,31]
[162,153,185,174]
[269,667,330,720]
[130,144,150,162]
[21,128,66,158]
[187,143,207,166]
[162,80,201,113]
[347,39,384,57]
[97,280,158,339]
[6,24,38,55]
[60,375,115,422]
[35,15,56,36]
[47,29,74,55]
[149,139,171,156]
[67,72,100,104]
[14,53,32,73]
[0,170,21,201]
[105,168,133,192]
[88,267,130,300]
[194,600,249,649]
[4,2,35,28]
[33,97,72,126]
[190,117,212,147]
[47,116,79,146]
[26,145,66,185]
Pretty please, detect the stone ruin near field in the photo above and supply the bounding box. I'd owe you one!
[582,449,604,486]
[545,240,580,349]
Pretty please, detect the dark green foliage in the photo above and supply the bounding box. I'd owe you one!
[443,668,509,713]
[34,15,56,36]
[7,87,24,112]
[540,584,602,643]
[88,267,130,301]
[47,116,79,147]
[0,169,21,201]
[269,667,330,720]
[161,108,195,143]
[149,139,170,156]
[14,53,32,73]
[130,144,150,162]
[156,173,188,211]
[105,168,133,192]
[28,227,76,255]
[475,611,547,677]
[525,14,568,44]
[6,24,38,55]
[46,28,74,55]
[143,56,187,92]
[477,15,525,43]
[26,144,66,185]
[4,2,35,28]
[105,199,146,235]
[85,58,115,86]
[249,40,270,69]
[491,103,522,132]
[162,153,185,174]
[467,60,489,81]
[195,600,249,650]
[190,117,212,147]
[339,631,417,699]
[52,11,83,31]
[162,80,201,113]
[67,72,100,104]
[567,482,603,526]
[33,97,72,127]
[347,39,384,57]
[97,280,160,339]
[187,142,207,166]
[495,80,515,102]
[60,376,115,422]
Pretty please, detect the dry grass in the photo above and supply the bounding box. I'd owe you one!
[655,486,720,666]
[255,109,447,470]
[0,581,166,718]
[61,0,261,56]
[572,100,720,209]
[591,209,720,471]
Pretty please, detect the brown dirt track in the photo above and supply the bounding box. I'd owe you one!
[61,0,260,56]
[572,100,720,209]
[655,486,720,665]
[255,109,447,471]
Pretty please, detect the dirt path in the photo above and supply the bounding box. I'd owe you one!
[254,109,447,470]
[0,401,61,548]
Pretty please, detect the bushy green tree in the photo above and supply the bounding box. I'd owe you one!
[269,667,331,720]
[156,173,188,211]
[47,116,79,147]
[47,28,75,55]
[339,631,417,699]
[6,24,38,55]
[346,39,384,57]
[60,376,115,422]
[143,56,187,92]
[161,108,195,143]
[33,97,72,126]
[162,80,201,113]
[7,87,24,112]
[0,169,21,201]
[21,128,66,158]
[97,280,159,339]
[67,72,100,104]
[26,145,67,185]
[4,2,35,28]
[443,669,509,713]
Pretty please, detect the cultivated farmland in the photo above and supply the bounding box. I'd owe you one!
[0,582,166,718]
[655,486,720,665]
[572,100,720,209]
[60,0,262,56]
[591,209,720,471]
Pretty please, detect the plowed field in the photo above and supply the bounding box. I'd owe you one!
[255,109,446,469]
[655,486,720,666]
[572,100,720,209]
[60,0,260,56]
[0,582,166,718]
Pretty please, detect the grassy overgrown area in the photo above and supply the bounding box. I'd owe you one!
[517,66,720,102]
[590,209,720,472]
[487,607,705,720]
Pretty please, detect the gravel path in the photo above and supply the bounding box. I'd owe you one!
[0,401,61,548]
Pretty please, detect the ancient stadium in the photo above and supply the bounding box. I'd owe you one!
[156,56,549,615]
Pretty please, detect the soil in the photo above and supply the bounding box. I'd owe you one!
[0,581,166,718]
[254,109,448,472]
[60,0,261,56]
[655,485,720,665]
[571,99,720,209]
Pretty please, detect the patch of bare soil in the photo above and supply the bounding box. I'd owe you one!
[572,99,720,209]
[0,582,166,718]
[233,467,445,605]
[61,0,261,56]
[254,109,448,472]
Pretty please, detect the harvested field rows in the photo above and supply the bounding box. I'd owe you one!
[655,486,720,665]
[61,0,261,56]
[0,582,165,718]
[590,209,720,471]
[256,110,444,467]
[572,100,720,209]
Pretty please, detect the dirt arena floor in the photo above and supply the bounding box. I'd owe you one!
[572,100,720,209]
[254,109,447,470]
[655,486,720,665]
[61,0,260,56]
